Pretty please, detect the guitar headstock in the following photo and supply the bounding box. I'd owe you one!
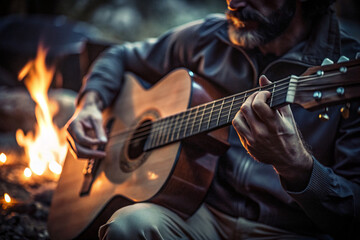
[293,58,360,111]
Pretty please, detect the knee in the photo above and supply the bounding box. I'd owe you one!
[105,203,165,239]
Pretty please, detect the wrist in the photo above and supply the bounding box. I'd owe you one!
[276,153,314,192]
[78,91,104,111]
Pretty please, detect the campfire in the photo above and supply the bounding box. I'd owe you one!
[0,42,74,239]
[15,43,68,178]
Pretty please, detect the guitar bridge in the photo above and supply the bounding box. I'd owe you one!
[79,157,102,196]
[79,118,114,196]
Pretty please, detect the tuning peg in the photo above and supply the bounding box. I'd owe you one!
[337,56,350,63]
[340,103,351,119]
[336,87,345,96]
[321,58,334,66]
[356,52,360,60]
[313,91,322,101]
[319,107,330,121]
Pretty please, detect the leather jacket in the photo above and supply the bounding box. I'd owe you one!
[80,8,360,239]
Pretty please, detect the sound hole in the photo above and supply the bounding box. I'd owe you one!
[128,119,152,160]
[119,110,159,173]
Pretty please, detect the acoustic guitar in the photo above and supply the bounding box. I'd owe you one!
[48,58,360,240]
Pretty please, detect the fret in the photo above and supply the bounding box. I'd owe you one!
[148,122,159,149]
[209,100,224,129]
[227,96,235,123]
[164,115,174,144]
[216,99,225,126]
[176,112,186,141]
[216,99,224,126]
[196,105,206,134]
[207,102,215,130]
[218,97,233,126]
[154,120,162,147]
[189,106,199,136]
[183,108,193,138]
[157,118,169,146]
[230,94,243,120]
[170,113,180,142]
[156,121,165,148]
[270,83,275,108]
[199,103,212,133]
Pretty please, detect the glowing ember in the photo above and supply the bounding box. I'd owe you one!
[24,167,32,178]
[4,193,11,203]
[0,153,6,163]
[16,43,67,176]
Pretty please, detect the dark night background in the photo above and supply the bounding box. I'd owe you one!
[1,0,359,42]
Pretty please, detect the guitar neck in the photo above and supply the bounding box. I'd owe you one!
[145,77,294,151]
[144,58,360,151]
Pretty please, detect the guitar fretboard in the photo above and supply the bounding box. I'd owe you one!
[144,77,295,151]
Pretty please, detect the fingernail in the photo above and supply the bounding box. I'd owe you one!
[99,136,108,142]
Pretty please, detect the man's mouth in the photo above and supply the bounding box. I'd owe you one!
[227,12,259,30]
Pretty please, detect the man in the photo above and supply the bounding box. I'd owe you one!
[66,0,360,239]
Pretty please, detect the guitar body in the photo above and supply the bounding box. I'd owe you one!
[49,59,360,240]
[48,69,229,240]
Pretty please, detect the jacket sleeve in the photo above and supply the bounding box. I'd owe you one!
[285,101,360,239]
[77,19,204,108]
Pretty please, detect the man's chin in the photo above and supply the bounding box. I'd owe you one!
[227,24,262,49]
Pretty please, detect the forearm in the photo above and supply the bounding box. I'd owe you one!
[276,148,313,192]
[77,90,104,111]
[78,45,127,109]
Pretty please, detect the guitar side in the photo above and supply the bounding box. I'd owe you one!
[48,69,226,240]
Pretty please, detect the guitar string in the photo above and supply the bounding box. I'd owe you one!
[114,70,347,147]
[109,70,346,146]
[109,75,293,139]
[138,70,349,142]
[107,71,346,146]
[152,70,348,139]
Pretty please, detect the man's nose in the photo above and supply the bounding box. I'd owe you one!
[227,0,247,11]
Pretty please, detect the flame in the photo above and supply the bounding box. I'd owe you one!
[0,153,6,163]
[4,193,11,203]
[15,43,67,176]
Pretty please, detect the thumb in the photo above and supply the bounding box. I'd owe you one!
[259,75,272,87]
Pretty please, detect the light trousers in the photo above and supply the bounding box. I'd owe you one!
[99,203,319,240]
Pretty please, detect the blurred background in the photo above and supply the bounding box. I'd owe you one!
[0,0,359,43]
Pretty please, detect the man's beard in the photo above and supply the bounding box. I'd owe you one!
[226,1,296,49]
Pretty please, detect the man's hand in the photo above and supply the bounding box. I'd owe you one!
[232,75,313,191]
[66,91,107,159]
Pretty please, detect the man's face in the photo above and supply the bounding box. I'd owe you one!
[226,0,297,49]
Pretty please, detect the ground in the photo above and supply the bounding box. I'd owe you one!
[0,152,57,240]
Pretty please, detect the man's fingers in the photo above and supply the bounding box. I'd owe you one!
[240,92,260,133]
[90,117,108,143]
[259,75,272,87]
[252,91,276,122]
[232,111,253,144]
[68,121,104,147]
[67,136,106,159]
[66,120,107,159]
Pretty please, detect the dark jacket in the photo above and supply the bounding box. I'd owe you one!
[80,8,360,239]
